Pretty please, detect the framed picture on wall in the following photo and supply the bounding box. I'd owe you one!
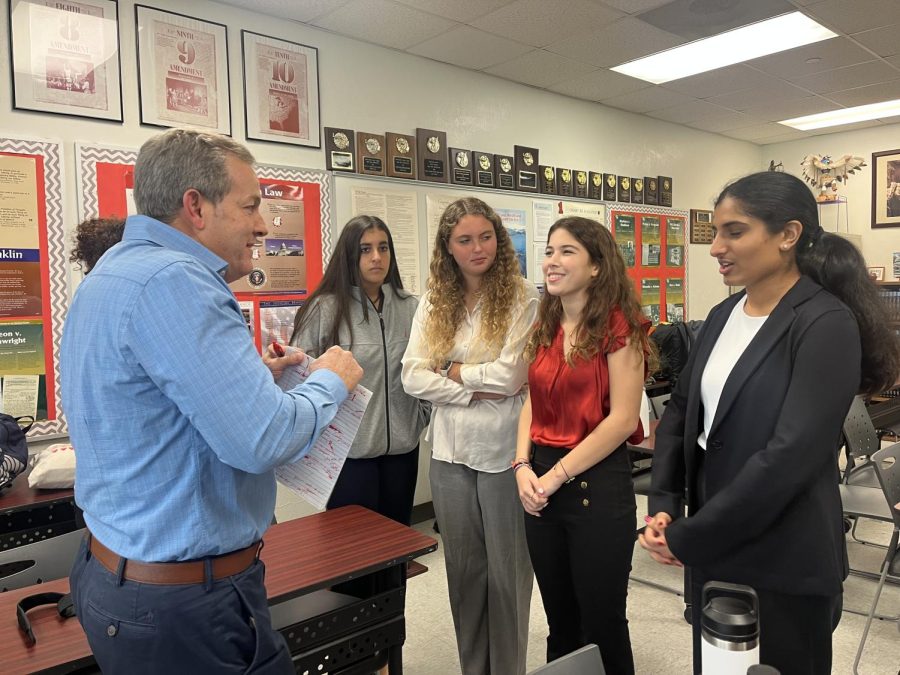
[8,0,123,121]
[241,31,320,147]
[867,266,885,281]
[872,148,900,228]
[135,5,231,134]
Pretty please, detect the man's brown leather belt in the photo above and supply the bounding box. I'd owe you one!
[88,533,260,585]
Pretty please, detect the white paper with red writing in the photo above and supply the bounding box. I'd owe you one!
[273,346,371,509]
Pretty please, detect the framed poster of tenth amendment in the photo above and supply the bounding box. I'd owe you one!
[241,31,321,148]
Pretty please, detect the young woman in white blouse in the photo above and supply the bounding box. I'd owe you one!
[402,197,539,675]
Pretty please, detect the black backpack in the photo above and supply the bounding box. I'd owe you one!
[650,321,703,384]
[0,413,33,490]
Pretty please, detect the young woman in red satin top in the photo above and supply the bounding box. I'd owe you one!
[515,217,651,675]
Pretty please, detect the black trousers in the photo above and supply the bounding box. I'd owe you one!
[690,571,842,675]
[326,447,419,526]
[525,443,637,675]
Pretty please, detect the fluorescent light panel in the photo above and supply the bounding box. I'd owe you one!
[611,12,837,84]
[779,98,900,130]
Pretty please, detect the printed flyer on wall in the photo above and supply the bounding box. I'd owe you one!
[614,213,636,268]
[641,278,661,325]
[641,216,661,267]
[666,278,685,323]
[667,217,685,268]
[231,180,308,294]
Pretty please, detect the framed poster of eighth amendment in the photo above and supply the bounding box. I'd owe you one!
[9,0,124,122]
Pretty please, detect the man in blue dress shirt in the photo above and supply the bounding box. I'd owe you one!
[61,128,362,673]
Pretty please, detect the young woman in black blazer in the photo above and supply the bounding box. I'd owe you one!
[640,171,900,674]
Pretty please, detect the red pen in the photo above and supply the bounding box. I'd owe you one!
[271,341,285,357]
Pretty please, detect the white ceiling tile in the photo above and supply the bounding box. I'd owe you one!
[407,25,533,70]
[804,0,900,35]
[311,0,457,50]
[827,79,900,107]
[747,37,875,79]
[687,112,757,133]
[472,0,623,48]
[722,123,797,141]
[740,96,842,122]
[599,86,694,113]
[756,129,810,145]
[547,68,649,101]
[217,0,353,23]
[851,25,900,58]
[646,100,742,124]
[544,16,685,68]
[484,50,598,89]
[706,80,813,111]
[789,61,900,94]
[595,0,674,14]
[661,65,777,99]
[391,0,517,22]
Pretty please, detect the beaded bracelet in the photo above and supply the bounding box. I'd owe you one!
[511,458,532,473]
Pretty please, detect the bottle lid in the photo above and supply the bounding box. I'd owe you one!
[701,596,759,642]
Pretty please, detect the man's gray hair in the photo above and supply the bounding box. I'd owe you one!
[133,128,255,224]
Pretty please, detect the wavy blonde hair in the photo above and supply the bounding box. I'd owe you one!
[423,197,525,365]
[525,217,655,369]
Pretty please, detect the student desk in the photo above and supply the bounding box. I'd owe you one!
[0,505,437,674]
[0,478,78,551]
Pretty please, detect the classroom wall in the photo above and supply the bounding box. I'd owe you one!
[762,122,900,272]
[3,0,774,517]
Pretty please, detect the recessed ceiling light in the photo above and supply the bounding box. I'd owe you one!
[779,98,900,130]
[610,12,837,84]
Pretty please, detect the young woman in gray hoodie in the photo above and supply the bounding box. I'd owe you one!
[290,215,426,525]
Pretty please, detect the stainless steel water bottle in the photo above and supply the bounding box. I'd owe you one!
[700,581,759,674]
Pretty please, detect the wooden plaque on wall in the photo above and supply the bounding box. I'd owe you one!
[690,208,714,244]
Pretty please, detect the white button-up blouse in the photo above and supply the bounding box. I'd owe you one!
[401,282,539,473]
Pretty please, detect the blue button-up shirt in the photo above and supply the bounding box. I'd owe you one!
[60,216,347,561]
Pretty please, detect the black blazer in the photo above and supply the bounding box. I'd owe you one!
[648,276,859,596]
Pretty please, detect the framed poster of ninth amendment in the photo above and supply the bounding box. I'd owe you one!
[135,5,231,134]
[242,31,320,148]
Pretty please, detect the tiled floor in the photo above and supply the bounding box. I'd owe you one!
[402,496,899,674]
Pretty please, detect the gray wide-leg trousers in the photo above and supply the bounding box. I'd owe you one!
[430,457,533,675]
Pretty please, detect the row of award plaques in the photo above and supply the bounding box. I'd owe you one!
[324,126,673,206]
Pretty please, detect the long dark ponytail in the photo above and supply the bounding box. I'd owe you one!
[717,171,899,395]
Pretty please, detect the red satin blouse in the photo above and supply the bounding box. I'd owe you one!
[528,307,648,449]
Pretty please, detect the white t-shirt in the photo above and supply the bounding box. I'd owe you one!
[698,296,769,449]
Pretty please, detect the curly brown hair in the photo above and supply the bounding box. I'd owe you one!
[422,197,525,365]
[69,217,126,273]
[525,217,654,367]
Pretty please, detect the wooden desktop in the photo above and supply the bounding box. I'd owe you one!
[0,505,437,675]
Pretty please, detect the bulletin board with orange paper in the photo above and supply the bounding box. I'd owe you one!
[609,205,688,326]
[1,137,66,437]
